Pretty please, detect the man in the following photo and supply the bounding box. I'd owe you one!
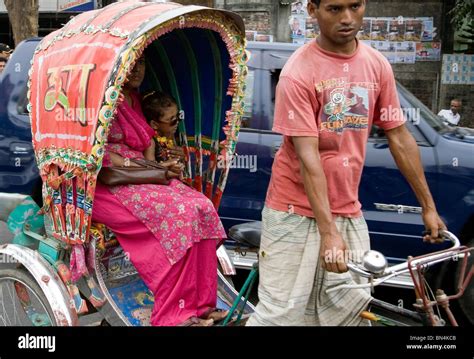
[438,99,462,126]
[0,56,6,73]
[246,0,446,326]
[0,43,12,60]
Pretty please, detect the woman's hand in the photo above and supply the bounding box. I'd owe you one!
[167,147,185,162]
[160,159,184,179]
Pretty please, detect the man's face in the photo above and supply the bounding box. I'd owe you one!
[0,61,5,73]
[450,100,462,115]
[308,0,366,47]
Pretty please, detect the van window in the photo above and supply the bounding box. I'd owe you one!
[17,84,29,115]
[369,121,428,144]
[241,69,255,129]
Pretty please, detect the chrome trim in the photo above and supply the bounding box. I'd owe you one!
[374,203,422,214]
[0,244,77,326]
[225,248,258,270]
[217,246,236,275]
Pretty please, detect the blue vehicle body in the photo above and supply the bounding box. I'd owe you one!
[0,38,39,196]
[1,39,473,266]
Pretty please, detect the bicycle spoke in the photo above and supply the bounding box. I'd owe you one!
[0,276,53,326]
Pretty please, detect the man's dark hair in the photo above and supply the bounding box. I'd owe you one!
[309,0,321,6]
[0,56,7,63]
[310,0,366,7]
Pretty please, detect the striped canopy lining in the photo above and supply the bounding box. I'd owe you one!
[141,28,233,192]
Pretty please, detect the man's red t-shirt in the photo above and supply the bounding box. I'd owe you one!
[266,39,405,218]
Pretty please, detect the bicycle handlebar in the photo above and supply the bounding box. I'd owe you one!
[326,230,464,294]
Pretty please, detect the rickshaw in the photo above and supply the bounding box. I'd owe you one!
[0,1,254,326]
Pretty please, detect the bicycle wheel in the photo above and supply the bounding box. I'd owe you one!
[0,268,57,326]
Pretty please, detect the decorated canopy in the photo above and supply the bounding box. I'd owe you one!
[28,1,248,247]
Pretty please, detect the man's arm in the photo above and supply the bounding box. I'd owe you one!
[385,124,447,242]
[293,136,348,273]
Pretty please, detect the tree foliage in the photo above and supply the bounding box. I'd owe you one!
[450,0,474,30]
[450,0,474,53]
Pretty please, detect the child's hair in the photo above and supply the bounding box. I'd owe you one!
[142,90,178,122]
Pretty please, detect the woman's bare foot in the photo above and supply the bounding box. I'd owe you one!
[205,309,229,322]
[190,318,214,327]
[179,316,214,326]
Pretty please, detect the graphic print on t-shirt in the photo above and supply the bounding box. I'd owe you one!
[319,79,370,134]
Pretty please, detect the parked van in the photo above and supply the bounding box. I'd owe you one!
[1,39,473,322]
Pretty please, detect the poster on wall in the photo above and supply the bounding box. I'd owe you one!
[420,17,437,41]
[358,18,372,40]
[388,18,406,41]
[442,55,474,84]
[416,42,441,61]
[395,41,416,64]
[405,18,423,41]
[286,12,440,64]
[291,1,306,15]
[371,41,397,63]
[290,15,306,40]
[371,18,389,41]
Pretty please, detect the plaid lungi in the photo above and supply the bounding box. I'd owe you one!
[246,206,372,326]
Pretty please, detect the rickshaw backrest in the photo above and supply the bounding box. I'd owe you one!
[28,2,248,247]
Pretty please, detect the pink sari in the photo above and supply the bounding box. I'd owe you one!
[93,92,226,325]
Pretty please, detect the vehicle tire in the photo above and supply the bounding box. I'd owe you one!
[0,268,57,326]
[455,238,474,325]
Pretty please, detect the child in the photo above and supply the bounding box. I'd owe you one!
[142,91,185,167]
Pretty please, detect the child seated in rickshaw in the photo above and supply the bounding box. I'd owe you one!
[92,57,228,326]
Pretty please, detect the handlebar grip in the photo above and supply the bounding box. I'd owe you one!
[423,229,460,247]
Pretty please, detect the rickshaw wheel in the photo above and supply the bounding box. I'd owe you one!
[0,268,57,326]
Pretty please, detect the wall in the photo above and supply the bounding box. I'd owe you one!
[216,0,472,126]
[366,0,472,126]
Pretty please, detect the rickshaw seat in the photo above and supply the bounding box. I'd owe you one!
[228,221,261,249]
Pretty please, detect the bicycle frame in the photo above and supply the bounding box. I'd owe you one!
[327,231,473,326]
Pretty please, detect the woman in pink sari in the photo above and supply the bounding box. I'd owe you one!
[92,56,228,326]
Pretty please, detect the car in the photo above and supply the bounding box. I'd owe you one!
[1,38,473,323]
